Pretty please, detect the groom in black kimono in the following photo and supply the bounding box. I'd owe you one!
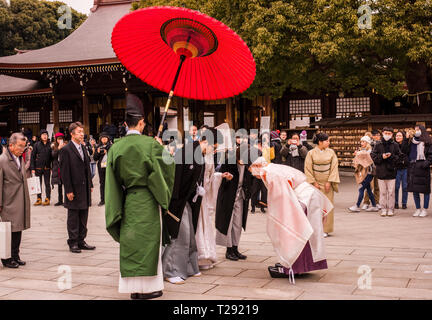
[162,139,206,284]
[215,144,253,261]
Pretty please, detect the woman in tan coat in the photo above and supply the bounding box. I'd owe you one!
[305,132,340,237]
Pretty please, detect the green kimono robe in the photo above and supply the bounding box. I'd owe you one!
[105,134,175,277]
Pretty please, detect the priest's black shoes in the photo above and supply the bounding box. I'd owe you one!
[232,246,247,260]
[78,242,96,250]
[268,265,290,278]
[225,248,239,261]
[131,291,163,300]
[69,244,81,253]
[2,259,19,268]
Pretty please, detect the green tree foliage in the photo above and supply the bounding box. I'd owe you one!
[135,0,432,109]
[0,0,87,57]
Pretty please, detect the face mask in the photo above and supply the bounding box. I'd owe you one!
[415,131,421,137]
[383,135,392,141]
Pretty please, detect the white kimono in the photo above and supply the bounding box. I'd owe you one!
[195,154,223,266]
[260,164,333,268]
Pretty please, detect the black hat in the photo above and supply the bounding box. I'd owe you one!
[100,132,110,139]
[40,129,48,136]
[126,94,144,118]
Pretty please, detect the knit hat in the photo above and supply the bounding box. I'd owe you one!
[360,136,372,145]
[99,132,110,139]
[270,131,280,140]
[54,132,64,139]
[40,129,48,136]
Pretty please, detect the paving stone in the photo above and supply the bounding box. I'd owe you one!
[201,267,244,277]
[407,279,432,290]
[1,289,94,300]
[264,279,357,295]
[336,260,419,271]
[158,292,238,300]
[351,249,425,258]
[296,292,397,300]
[47,265,117,276]
[64,284,130,299]
[372,268,432,280]
[205,284,303,300]
[319,272,410,288]
[0,278,80,292]
[0,287,21,297]
[213,276,271,288]
[353,286,432,299]
[185,275,222,284]
[382,256,432,265]
[163,282,216,294]
[0,269,59,281]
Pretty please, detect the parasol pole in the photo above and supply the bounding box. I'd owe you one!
[157,54,186,138]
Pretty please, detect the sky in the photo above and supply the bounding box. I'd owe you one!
[47,0,95,15]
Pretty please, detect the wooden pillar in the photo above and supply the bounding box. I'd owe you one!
[322,93,331,119]
[52,95,60,134]
[9,107,18,133]
[263,95,273,129]
[225,98,234,128]
[82,90,90,135]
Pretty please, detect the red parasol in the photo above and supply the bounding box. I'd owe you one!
[111,6,256,136]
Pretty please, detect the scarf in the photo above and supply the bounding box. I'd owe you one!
[411,137,426,161]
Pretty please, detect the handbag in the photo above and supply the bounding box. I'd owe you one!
[101,154,108,169]
[27,175,41,195]
[0,216,11,259]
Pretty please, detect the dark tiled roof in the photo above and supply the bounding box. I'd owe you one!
[0,75,50,97]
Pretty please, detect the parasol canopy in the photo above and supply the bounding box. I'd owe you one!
[111,6,256,101]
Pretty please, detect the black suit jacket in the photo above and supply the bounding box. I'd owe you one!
[60,141,93,210]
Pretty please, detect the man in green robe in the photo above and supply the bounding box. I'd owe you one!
[105,94,175,300]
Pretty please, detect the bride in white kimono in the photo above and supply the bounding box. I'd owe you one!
[195,145,223,270]
[249,157,333,283]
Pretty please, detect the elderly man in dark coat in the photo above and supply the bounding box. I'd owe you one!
[0,132,31,268]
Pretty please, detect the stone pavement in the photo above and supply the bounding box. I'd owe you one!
[1,175,432,300]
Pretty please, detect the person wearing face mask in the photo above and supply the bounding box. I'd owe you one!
[371,127,402,217]
[408,125,432,217]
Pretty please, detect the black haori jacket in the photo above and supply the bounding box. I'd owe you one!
[215,152,253,236]
[166,141,204,239]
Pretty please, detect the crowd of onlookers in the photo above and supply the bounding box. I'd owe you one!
[349,125,432,218]
[0,124,116,207]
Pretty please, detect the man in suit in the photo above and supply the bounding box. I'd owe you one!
[0,132,31,268]
[60,122,95,253]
